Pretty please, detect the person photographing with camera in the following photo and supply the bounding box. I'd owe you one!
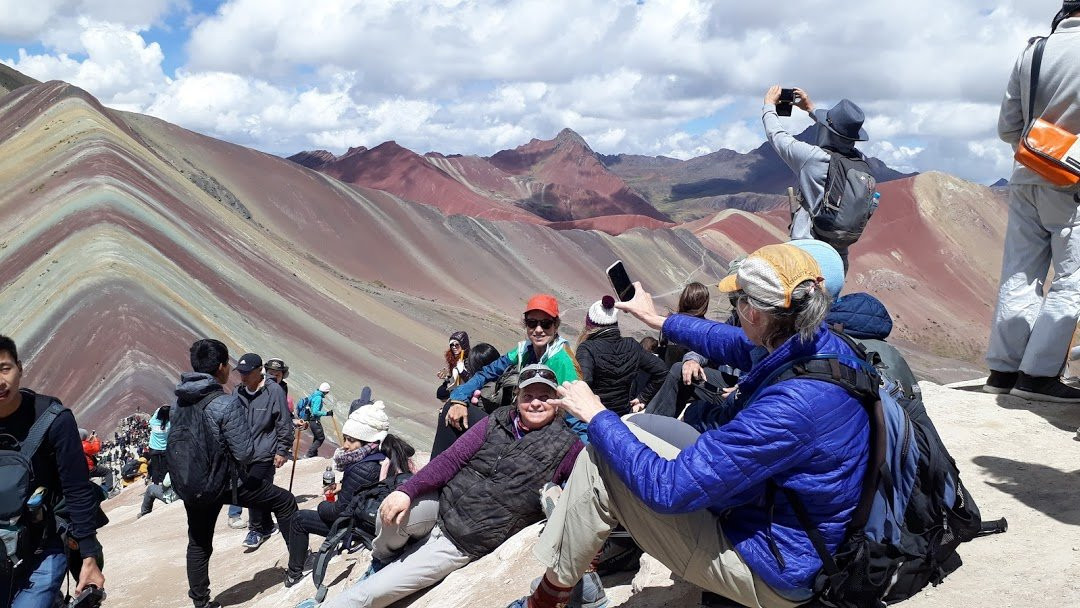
[763,85,874,271]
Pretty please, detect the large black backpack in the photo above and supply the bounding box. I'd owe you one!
[763,334,982,607]
[165,391,229,507]
[347,472,415,540]
[812,152,877,249]
[0,391,63,575]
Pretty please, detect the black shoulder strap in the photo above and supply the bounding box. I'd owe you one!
[20,393,66,459]
[1027,37,1047,127]
[194,391,224,412]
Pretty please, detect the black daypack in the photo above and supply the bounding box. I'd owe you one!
[347,471,414,539]
[764,335,982,607]
[812,152,877,249]
[0,391,63,575]
[165,391,229,507]
[478,366,519,414]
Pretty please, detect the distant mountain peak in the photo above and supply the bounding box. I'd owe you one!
[286,149,337,169]
[554,127,589,149]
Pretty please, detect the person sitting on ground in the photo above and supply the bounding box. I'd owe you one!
[305,383,334,458]
[577,296,669,416]
[80,427,108,478]
[436,331,472,401]
[508,243,870,608]
[644,282,730,417]
[285,402,416,588]
[322,364,584,608]
[447,294,586,439]
[430,343,501,457]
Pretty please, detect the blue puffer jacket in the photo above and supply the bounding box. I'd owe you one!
[825,292,892,340]
[587,315,869,598]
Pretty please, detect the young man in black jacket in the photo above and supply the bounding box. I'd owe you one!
[0,335,105,607]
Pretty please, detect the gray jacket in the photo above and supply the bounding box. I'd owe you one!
[763,104,830,214]
[234,379,293,462]
[999,17,1080,187]
[175,372,253,483]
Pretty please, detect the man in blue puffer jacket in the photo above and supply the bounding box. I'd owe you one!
[510,244,869,608]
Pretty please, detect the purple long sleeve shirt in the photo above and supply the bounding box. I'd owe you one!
[399,416,584,499]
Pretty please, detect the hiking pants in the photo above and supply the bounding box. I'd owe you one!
[307,418,326,457]
[323,525,471,608]
[183,478,297,606]
[533,414,804,608]
[287,508,334,576]
[148,449,168,484]
[644,362,728,418]
[370,493,440,562]
[430,402,487,457]
[141,482,167,516]
[0,539,66,608]
[245,460,278,535]
[987,184,1080,377]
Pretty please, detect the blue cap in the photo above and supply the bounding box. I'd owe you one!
[788,239,844,300]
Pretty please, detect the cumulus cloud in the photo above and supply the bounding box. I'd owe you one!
[1,0,1063,183]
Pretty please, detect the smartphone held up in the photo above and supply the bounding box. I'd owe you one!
[606,260,636,302]
[776,88,796,117]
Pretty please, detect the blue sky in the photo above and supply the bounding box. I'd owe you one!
[0,0,1064,184]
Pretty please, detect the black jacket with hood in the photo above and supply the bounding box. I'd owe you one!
[234,379,292,463]
[577,327,669,415]
[174,372,253,486]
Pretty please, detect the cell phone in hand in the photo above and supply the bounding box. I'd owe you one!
[777,88,795,117]
[606,260,636,302]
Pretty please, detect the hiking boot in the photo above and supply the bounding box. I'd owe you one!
[568,571,608,608]
[982,370,1018,395]
[242,530,265,549]
[284,570,306,589]
[228,516,246,529]
[1010,373,1080,403]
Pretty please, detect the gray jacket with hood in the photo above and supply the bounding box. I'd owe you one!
[175,372,253,484]
[234,378,292,463]
[999,17,1080,187]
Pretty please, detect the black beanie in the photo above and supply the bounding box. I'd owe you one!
[1053,1,1080,31]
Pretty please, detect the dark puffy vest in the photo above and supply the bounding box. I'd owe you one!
[578,328,645,415]
[438,406,578,558]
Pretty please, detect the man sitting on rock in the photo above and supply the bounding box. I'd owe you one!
[320,364,583,608]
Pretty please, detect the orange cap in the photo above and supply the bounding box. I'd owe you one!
[524,294,560,318]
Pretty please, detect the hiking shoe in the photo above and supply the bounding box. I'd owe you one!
[359,558,387,581]
[569,571,608,608]
[242,530,264,548]
[982,370,1018,395]
[284,570,306,589]
[228,516,246,529]
[541,482,562,519]
[1010,373,1080,403]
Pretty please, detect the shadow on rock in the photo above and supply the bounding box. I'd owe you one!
[972,455,1080,526]
[992,394,1080,433]
[215,566,286,606]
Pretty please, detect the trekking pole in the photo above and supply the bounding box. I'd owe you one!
[328,410,343,447]
[287,426,302,494]
[976,517,1008,538]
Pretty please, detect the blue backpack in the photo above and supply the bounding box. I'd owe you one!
[296,396,312,421]
[761,333,983,607]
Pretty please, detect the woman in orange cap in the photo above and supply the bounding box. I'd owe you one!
[444,294,585,439]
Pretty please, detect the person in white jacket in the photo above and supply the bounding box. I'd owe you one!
[985,1,1080,402]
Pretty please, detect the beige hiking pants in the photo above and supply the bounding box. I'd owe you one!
[533,416,804,608]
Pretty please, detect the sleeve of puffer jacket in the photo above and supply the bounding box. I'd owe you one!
[635,347,670,404]
[215,395,254,467]
[662,314,756,375]
[586,385,816,514]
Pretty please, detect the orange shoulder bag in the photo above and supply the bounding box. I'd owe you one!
[1015,37,1080,187]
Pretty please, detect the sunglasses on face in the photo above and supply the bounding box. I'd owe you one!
[449,342,461,348]
[524,318,555,330]
[520,367,557,383]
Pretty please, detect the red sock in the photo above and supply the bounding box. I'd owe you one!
[527,574,572,608]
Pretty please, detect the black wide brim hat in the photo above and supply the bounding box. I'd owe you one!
[813,98,869,142]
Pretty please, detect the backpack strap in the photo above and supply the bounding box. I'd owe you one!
[20,393,66,460]
[1026,37,1047,128]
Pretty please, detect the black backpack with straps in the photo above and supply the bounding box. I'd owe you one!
[812,152,877,249]
[0,390,65,574]
[760,332,982,607]
[166,390,230,507]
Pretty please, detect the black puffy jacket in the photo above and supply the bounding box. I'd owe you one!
[317,452,383,522]
[577,327,669,415]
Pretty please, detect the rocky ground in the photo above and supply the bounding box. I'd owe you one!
[100,380,1080,607]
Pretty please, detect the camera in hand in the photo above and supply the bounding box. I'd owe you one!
[68,585,106,608]
[777,88,795,117]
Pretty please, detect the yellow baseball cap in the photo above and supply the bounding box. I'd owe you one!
[717,243,823,308]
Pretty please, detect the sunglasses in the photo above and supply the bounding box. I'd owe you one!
[520,367,557,383]
[524,318,555,330]
[449,341,461,348]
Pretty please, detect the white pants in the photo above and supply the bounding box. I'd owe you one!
[987,184,1080,377]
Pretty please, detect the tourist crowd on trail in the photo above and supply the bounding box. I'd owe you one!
[12,5,1080,606]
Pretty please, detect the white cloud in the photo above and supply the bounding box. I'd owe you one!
[1,0,1063,183]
